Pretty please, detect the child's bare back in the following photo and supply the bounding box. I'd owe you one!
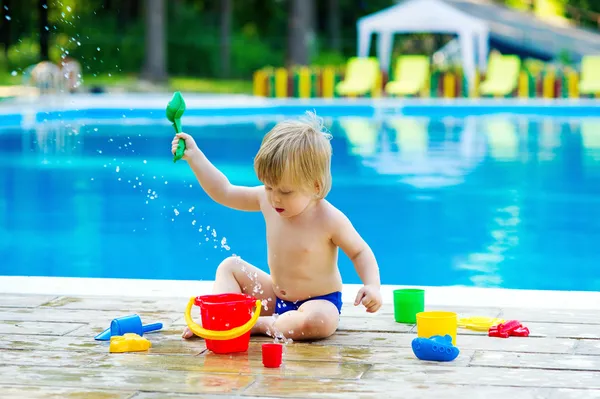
[172,112,382,341]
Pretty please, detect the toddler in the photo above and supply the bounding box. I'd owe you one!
[172,112,381,341]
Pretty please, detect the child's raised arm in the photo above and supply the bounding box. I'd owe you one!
[329,209,382,312]
[172,133,261,212]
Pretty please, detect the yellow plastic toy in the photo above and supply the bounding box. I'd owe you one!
[184,297,261,341]
[109,333,152,353]
[458,317,505,332]
[416,311,458,345]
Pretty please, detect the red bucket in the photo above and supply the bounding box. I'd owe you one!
[195,293,258,354]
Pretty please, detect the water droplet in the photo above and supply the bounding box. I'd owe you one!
[188,206,195,212]
[164,181,168,185]
[97,150,102,154]
[42,4,47,9]
[10,71,17,76]
[192,220,196,226]
[115,166,120,173]
[5,15,11,21]
[97,47,100,51]
[93,128,98,132]
[143,160,147,164]
[77,41,81,46]
[66,6,72,12]
[174,209,179,216]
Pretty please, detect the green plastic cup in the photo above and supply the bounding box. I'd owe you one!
[393,288,425,324]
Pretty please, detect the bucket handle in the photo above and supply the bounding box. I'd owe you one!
[184,297,262,341]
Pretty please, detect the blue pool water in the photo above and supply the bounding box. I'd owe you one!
[1,112,600,291]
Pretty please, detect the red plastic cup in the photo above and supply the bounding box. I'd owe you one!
[262,343,283,368]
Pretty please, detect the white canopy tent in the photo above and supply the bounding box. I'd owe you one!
[357,0,489,88]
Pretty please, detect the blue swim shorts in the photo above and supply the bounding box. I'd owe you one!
[275,291,343,315]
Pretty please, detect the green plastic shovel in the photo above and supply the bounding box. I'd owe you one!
[166,91,187,163]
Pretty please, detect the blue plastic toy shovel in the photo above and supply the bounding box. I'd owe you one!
[95,314,163,341]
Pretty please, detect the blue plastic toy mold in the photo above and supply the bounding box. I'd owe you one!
[411,334,460,362]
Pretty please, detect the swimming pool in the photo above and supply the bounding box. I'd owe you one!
[1,97,600,292]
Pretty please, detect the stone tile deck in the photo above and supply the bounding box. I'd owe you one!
[1,294,599,398]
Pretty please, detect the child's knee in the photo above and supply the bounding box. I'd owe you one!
[303,310,338,338]
[216,256,244,274]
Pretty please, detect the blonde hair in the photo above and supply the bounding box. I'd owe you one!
[254,111,332,199]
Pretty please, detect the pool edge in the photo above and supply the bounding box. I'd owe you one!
[1,275,598,310]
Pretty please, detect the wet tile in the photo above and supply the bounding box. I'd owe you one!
[0,320,84,336]
[0,334,108,353]
[0,294,58,308]
[244,376,550,398]
[456,321,599,339]
[42,296,186,313]
[574,340,600,356]
[0,333,206,356]
[427,306,503,319]
[64,320,175,338]
[338,316,414,333]
[0,308,179,324]
[500,308,600,325]
[340,303,394,316]
[0,349,105,367]
[170,317,187,327]
[243,341,473,365]
[341,303,502,318]
[136,394,281,399]
[0,385,134,399]
[546,388,600,399]
[462,335,576,354]
[92,352,368,379]
[0,365,254,394]
[363,364,600,389]
[316,331,576,354]
[521,322,600,339]
[472,351,600,372]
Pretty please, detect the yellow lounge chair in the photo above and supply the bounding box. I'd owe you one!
[0,85,39,100]
[479,54,521,97]
[336,57,381,97]
[580,119,600,150]
[385,56,430,97]
[387,117,428,156]
[338,117,379,156]
[579,55,600,96]
[485,118,519,161]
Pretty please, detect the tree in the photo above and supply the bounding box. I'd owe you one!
[328,0,341,52]
[39,0,49,60]
[287,0,314,66]
[220,0,232,78]
[142,0,168,82]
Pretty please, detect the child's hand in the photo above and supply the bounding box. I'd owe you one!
[171,132,199,161]
[354,284,382,313]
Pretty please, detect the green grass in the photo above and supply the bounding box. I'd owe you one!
[0,74,20,86]
[169,77,253,94]
[0,72,253,95]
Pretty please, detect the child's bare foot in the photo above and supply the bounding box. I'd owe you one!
[181,326,195,339]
